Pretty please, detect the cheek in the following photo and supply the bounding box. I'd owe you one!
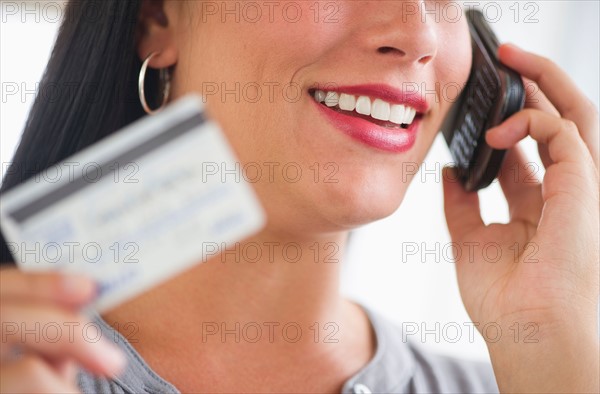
[435,27,473,115]
[173,7,345,159]
[176,2,346,93]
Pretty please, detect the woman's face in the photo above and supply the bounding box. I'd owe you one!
[153,0,471,235]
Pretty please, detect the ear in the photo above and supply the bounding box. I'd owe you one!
[136,0,178,69]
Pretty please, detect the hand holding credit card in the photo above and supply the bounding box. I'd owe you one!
[0,95,266,312]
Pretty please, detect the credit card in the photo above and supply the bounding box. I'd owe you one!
[0,94,266,312]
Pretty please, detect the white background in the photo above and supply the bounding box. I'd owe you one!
[1,1,599,362]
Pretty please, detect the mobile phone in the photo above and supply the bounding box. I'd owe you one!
[440,9,525,191]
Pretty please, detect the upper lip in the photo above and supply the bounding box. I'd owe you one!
[310,83,430,114]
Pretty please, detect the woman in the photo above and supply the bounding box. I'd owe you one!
[1,1,598,393]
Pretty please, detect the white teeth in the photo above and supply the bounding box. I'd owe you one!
[324,91,339,107]
[355,96,371,116]
[315,90,326,103]
[371,99,391,121]
[338,93,356,111]
[313,90,419,126]
[389,104,406,124]
[404,107,416,124]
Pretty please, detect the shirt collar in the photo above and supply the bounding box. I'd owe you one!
[341,304,416,394]
[88,304,416,394]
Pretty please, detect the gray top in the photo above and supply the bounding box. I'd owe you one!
[78,306,499,393]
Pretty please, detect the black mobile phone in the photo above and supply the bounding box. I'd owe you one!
[440,9,525,191]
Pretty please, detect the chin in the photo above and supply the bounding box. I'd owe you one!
[258,170,412,237]
[308,170,412,231]
[335,190,406,229]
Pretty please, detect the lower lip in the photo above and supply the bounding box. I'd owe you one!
[312,100,420,153]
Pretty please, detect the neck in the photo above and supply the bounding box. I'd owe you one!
[152,228,347,319]
[102,229,374,392]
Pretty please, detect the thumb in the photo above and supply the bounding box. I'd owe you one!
[442,167,484,241]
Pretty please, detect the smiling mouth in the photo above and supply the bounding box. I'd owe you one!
[308,88,423,129]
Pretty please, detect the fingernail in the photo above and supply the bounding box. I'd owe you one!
[97,340,127,376]
[502,42,523,52]
[60,274,97,299]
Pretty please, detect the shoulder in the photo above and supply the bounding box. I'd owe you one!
[342,305,499,394]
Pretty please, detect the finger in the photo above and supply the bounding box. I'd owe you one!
[0,355,80,393]
[486,109,598,218]
[497,147,543,226]
[442,167,485,241]
[0,268,97,308]
[522,78,556,168]
[486,109,594,173]
[522,78,559,116]
[499,44,599,167]
[499,44,590,123]
[47,358,79,382]
[0,302,126,377]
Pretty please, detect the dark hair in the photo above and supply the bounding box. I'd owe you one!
[0,0,160,263]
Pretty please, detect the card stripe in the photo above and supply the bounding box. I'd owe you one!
[9,113,205,224]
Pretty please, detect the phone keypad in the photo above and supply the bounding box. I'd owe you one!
[449,61,498,168]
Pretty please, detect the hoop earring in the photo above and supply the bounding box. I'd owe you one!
[138,52,172,115]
